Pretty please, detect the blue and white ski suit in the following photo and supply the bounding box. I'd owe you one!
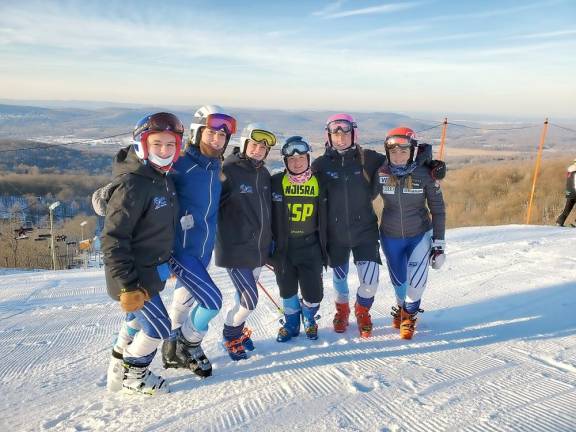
[168,145,223,341]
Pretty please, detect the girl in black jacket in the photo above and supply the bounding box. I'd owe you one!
[270,136,328,342]
[101,112,182,395]
[215,123,276,360]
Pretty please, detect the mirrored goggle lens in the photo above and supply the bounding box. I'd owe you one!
[148,113,185,136]
[282,141,311,157]
[251,129,276,147]
[385,136,412,150]
[206,113,237,134]
[327,120,354,134]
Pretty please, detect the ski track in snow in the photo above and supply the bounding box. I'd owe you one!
[0,225,575,431]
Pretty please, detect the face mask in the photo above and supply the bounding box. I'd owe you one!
[148,152,174,168]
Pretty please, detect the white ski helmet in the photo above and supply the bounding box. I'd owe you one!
[239,122,277,156]
[188,104,237,149]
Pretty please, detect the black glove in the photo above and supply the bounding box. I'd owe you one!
[428,160,446,180]
[430,239,446,269]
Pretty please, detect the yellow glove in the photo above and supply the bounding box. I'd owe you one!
[119,289,150,312]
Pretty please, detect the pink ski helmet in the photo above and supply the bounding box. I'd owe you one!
[325,113,358,148]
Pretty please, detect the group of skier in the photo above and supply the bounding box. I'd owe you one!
[96,106,447,396]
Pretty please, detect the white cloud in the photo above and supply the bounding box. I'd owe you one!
[313,1,424,19]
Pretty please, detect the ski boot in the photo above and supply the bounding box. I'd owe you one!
[276,312,301,342]
[391,305,402,329]
[223,324,248,361]
[333,302,350,333]
[122,362,169,395]
[354,303,373,338]
[106,349,125,392]
[162,331,212,377]
[240,327,255,352]
[302,304,320,340]
[399,308,423,340]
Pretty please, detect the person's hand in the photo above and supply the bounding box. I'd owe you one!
[180,214,194,230]
[429,160,446,180]
[120,289,150,312]
[430,239,446,269]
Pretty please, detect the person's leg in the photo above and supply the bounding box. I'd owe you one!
[329,244,352,333]
[297,240,324,340]
[556,197,576,226]
[351,242,381,337]
[163,256,222,376]
[380,235,410,329]
[223,267,260,360]
[275,256,302,342]
[121,294,171,395]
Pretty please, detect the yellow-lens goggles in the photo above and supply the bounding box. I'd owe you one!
[251,129,277,147]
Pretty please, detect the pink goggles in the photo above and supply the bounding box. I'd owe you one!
[203,113,237,134]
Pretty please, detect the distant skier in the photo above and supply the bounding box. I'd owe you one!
[215,123,276,360]
[100,112,183,395]
[270,136,328,342]
[161,105,237,377]
[556,159,576,227]
[373,127,446,340]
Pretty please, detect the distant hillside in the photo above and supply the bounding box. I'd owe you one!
[0,139,114,174]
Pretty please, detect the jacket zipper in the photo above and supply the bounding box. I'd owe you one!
[201,168,214,258]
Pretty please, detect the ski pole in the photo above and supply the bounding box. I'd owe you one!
[257,280,284,314]
[264,263,275,272]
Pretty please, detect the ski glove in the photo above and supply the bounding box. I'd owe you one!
[180,214,194,230]
[430,239,446,270]
[119,289,150,312]
[429,160,447,181]
[91,182,115,216]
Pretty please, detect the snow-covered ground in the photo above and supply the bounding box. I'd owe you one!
[0,225,575,432]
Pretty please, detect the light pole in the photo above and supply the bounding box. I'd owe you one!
[48,201,60,271]
[80,220,87,242]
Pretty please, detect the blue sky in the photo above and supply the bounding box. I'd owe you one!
[0,0,575,117]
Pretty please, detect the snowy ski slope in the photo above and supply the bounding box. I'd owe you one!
[0,225,575,432]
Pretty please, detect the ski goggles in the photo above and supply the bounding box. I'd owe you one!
[385,135,414,150]
[281,136,311,157]
[326,119,356,134]
[249,129,277,147]
[134,112,185,138]
[203,113,237,135]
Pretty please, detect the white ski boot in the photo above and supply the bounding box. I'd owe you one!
[106,350,125,392]
[122,363,169,396]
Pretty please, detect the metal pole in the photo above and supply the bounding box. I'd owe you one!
[438,117,448,161]
[526,118,549,224]
[50,210,57,270]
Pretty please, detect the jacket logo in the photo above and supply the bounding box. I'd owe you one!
[153,196,168,210]
[272,192,283,202]
[240,184,253,193]
[326,171,339,179]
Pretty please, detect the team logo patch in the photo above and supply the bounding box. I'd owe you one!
[240,184,254,194]
[272,192,283,202]
[326,171,339,179]
[153,196,168,210]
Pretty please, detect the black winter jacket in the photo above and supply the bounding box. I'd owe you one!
[269,171,328,273]
[101,147,178,300]
[312,146,384,247]
[215,153,272,268]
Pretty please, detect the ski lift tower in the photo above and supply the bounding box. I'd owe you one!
[48,201,60,270]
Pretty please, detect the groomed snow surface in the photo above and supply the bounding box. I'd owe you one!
[0,225,575,432]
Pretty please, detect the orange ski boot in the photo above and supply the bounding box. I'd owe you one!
[333,302,350,333]
[400,308,418,340]
[391,305,402,329]
[354,303,373,338]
